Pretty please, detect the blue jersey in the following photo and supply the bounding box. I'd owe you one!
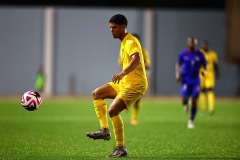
[178,49,206,85]
[178,49,206,98]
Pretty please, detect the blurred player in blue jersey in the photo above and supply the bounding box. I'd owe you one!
[175,36,207,129]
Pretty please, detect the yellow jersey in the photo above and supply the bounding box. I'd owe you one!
[119,46,151,68]
[200,49,218,88]
[119,33,148,94]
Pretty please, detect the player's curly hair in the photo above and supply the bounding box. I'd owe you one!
[109,14,128,26]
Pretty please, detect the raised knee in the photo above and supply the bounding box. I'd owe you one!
[92,88,100,99]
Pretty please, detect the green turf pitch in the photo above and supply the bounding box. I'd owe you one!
[0,97,239,160]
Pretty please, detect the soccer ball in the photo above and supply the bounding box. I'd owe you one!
[21,90,42,111]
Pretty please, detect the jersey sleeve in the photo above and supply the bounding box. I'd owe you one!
[178,52,183,65]
[126,40,141,57]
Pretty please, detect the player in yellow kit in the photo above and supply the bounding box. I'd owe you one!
[86,14,148,158]
[199,40,219,115]
[118,33,151,125]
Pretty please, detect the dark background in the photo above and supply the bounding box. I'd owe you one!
[0,0,225,9]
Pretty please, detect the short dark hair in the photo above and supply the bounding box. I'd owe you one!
[109,14,128,26]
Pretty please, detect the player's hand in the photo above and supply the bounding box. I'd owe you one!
[176,73,181,82]
[112,72,126,84]
[201,70,207,76]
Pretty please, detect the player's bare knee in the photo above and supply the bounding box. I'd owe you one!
[92,90,97,99]
[92,88,102,99]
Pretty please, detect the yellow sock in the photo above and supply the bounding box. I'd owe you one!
[199,92,206,112]
[208,91,215,112]
[131,100,141,120]
[93,99,108,129]
[111,115,124,146]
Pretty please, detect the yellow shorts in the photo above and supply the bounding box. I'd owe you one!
[200,77,215,89]
[108,82,143,109]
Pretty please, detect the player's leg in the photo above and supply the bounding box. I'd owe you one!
[109,98,126,144]
[182,97,190,113]
[181,84,190,113]
[207,88,215,114]
[205,77,215,114]
[86,83,117,140]
[108,90,142,158]
[199,88,207,114]
[188,84,200,129]
[107,97,128,158]
[188,97,198,129]
[199,77,207,114]
[130,98,141,125]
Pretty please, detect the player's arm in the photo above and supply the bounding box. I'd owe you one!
[213,53,220,79]
[123,52,141,74]
[176,53,183,82]
[214,63,220,79]
[175,62,181,82]
[112,52,140,83]
[201,64,207,76]
[145,62,151,70]
[201,55,207,76]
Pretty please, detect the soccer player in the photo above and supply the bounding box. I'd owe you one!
[118,33,151,125]
[175,36,207,129]
[199,40,219,115]
[35,66,45,93]
[86,14,148,158]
